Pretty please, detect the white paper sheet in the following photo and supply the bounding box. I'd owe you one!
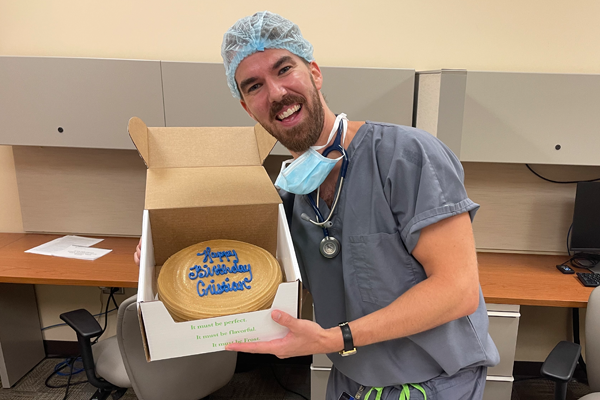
[25,235,104,256]
[51,245,112,261]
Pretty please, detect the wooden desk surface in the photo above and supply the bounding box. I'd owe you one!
[0,233,139,287]
[478,252,593,308]
[0,234,593,306]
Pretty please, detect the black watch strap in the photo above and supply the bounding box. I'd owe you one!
[338,322,357,356]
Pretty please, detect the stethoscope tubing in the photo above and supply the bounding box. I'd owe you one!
[305,124,349,236]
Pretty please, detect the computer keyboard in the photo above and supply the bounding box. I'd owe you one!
[577,272,600,287]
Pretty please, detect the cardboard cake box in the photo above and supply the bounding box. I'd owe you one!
[128,117,301,362]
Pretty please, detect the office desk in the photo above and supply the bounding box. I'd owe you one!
[478,252,593,308]
[0,233,139,388]
[1,234,594,393]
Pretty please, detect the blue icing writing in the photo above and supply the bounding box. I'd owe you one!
[188,247,253,297]
[188,261,251,280]
[197,247,238,264]
[196,270,253,297]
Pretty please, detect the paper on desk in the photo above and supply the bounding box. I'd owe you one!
[25,235,105,256]
[51,245,112,261]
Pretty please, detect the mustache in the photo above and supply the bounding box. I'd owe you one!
[270,95,305,119]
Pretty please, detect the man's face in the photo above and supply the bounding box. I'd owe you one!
[235,49,325,153]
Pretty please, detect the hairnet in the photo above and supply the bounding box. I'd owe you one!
[222,11,314,99]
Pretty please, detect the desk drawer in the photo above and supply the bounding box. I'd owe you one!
[486,306,520,378]
[486,303,520,313]
[483,376,514,400]
[313,353,333,368]
[311,365,330,400]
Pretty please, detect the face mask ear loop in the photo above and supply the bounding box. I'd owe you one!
[274,158,294,191]
[311,113,347,151]
[279,158,293,175]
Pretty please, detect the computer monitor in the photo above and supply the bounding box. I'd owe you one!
[570,181,600,254]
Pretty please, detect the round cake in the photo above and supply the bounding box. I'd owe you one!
[157,239,283,321]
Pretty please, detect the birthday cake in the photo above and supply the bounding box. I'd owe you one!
[157,239,283,322]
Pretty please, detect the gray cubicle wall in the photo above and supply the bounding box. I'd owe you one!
[320,66,414,125]
[0,56,165,149]
[415,69,600,166]
[0,56,164,235]
[161,61,255,128]
[161,62,415,155]
[160,62,415,128]
[0,57,415,235]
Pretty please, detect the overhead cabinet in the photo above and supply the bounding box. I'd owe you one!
[160,61,254,128]
[0,56,415,235]
[0,56,165,149]
[415,70,600,166]
[160,62,415,155]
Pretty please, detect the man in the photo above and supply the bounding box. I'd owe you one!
[136,11,499,400]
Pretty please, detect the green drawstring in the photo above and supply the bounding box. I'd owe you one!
[364,386,384,400]
[364,384,427,400]
[399,383,427,400]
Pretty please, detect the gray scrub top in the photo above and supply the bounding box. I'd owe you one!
[290,121,499,387]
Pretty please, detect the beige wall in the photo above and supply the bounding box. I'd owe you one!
[1,0,599,72]
[1,0,599,359]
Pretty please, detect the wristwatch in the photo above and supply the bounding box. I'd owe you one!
[338,322,357,356]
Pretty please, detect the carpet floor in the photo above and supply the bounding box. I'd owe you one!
[0,355,310,400]
[0,356,594,399]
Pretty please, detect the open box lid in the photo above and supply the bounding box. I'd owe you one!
[127,117,282,210]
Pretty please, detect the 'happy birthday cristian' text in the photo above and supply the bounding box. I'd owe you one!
[188,247,253,297]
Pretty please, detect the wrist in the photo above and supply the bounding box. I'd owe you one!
[338,322,357,356]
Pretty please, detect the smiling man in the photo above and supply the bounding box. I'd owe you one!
[220,11,499,400]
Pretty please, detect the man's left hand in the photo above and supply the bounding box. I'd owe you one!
[225,310,341,358]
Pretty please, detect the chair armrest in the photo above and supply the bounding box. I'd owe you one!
[60,309,103,339]
[541,341,581,382]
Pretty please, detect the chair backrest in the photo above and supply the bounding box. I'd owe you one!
[586,287,600,392]
[116,295,237,400]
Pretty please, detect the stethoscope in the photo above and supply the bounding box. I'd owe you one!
[300,119,349,259]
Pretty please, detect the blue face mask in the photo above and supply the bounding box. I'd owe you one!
[275,114,347,195]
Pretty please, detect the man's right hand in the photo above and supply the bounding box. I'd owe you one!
[134,238,142,266]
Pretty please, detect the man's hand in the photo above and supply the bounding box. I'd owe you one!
[134,238,141,266]
[225,310,343,358]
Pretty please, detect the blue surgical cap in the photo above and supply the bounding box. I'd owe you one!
[221,11,314,99]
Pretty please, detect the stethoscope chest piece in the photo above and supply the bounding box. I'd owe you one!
[320,236,341,258]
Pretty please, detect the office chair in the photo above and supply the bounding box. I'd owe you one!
[60,294,237,400]
[541,286,600,400]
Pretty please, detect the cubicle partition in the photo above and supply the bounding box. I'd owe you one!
[0,55,415,388]
[415,69,600,166]
[0,56,416,236]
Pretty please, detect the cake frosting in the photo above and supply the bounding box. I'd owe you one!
[157,239,283,321]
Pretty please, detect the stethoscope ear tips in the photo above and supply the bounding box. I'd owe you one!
[324,221,333,228]
[301,213,311,221]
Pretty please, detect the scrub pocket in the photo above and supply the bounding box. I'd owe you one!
[348,231,425,309]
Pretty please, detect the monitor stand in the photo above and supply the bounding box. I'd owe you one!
[589,264,600,274]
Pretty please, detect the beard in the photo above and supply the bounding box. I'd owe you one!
[262,80,325,153]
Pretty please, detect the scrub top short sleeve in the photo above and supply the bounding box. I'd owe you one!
[375,123,479,253]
